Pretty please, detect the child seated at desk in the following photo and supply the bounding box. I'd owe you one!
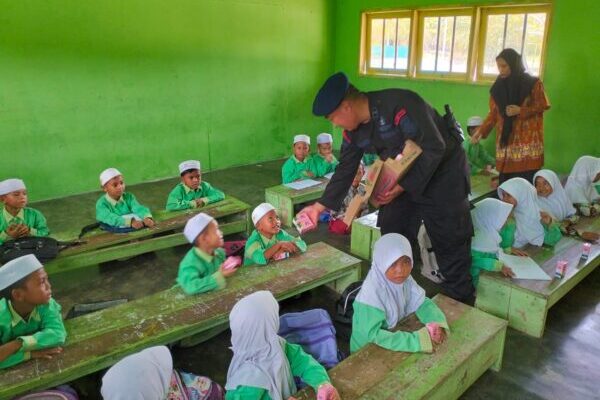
[0,179,49,245]
[96,168,154,232]
[463,116,495,176]
[166,160,225,211]
[281,135,318,184]
[176,213,237,295]
[0,255,66,369]
[313,133,339,177]
[244,203,306,266]
[565,155,600,217]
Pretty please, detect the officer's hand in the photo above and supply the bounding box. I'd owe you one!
[298,203,325,227]
[376,184,405,205]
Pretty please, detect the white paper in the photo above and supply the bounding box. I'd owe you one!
[324,172,334,180]
[284,179,322,190]
[498,252,551,281]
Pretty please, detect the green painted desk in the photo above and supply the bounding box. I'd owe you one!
[469,172,498,204]
[265,179,329,227]
[296,294,507,400]
[476,216,600,338]
[0,242,361,398]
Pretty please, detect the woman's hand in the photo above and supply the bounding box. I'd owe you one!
[506,105,521,117]
[470,129,483,144]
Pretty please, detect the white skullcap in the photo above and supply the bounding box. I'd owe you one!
[0,254,44,291]
[0,179,26,195]
[293,135,310,145]
[252,203,275,226]
[100,168,122,186]
[317,133,333,144]
[179,160,201,174]
[467,116,483,127]
[183,212,215,243]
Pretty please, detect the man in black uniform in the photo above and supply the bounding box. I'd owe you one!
[299,72,475,303]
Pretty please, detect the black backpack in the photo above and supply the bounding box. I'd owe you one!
[334,281,363,325]
[0,237,79,264]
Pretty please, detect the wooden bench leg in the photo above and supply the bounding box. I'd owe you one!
[351,222,372,260]
[327,264,362,294]
[491,325,507,372]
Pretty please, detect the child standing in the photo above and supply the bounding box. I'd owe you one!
[328,163,368,234]
[565,156,600,216]
[96,168,155,231]
[0,179,49,245]
[281,135,318,184]
[176,213,237,295]
[313,133,339,177]
[351,234,448,354]
[462,116,495,176]
[0,254,66,369]
[244,203,307,266]
[225,290,340,400]
[166,160,225,211]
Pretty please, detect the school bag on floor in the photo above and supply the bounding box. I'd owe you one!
[0,237,79,264]
[13,385,79,400]
[279,308,343,369]
[334,281,363,325]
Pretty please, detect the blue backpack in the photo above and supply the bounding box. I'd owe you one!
[279,308,343,369]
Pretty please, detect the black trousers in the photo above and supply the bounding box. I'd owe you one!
[378,195,475,303]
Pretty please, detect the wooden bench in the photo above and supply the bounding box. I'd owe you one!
[295,294,507,400]
[476,216,600,338]
[0,242,360,398]
[265,179,329,227]
[469,172,498,204]
[45,196,250,275]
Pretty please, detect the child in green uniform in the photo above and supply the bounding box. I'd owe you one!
[176,213,237,295]
[96,168,155,231]
[244,203,307,266]
[463,116,495,176]
[351,233,448,354]
[0,179,49,245]
[225,290,340,400]
[565,155,600,217]
[313,133,339,177]
[281,135,318,184]
[498,178,562,248]
[0,254,66,369]
[166,160,225,211]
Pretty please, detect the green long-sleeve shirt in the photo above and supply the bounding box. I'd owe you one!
[0,298,66,369]
[312,154,339,177]
[281,156,318,184]
[95,192,152,228]
[243,229,307,266]
[176,247,226,295]
[350,298,448,354]
[166,182,225,211]
[0,207,49,245]
[462,140,495,175]
[501,219,562,249]
[470,249,503,287]
[225,341,330,400]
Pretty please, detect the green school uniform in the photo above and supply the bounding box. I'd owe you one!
[95,192,152,228]
[350,298,448,354]
[0,207,49,245]
[470,225,516,287]
[281,156,318,184]
[225,341,330,400]
[312,154,339,177]
[501,219,562,248]
[0,298,66,369]
[176,247,226,295]
[166,182,225,211]
[462,140,495,175]
[243,229,307,266]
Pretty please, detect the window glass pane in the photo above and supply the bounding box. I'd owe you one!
[505,13,525,53]
[451,16,471,72]
[383,18,397,69]
[437,16,453,72]
[421,16,439,71]
[396,18,411,70]
[483,14,506,74]
[523,13,546,76]
[369,19,384,69]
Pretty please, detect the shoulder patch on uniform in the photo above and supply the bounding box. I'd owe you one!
[393,109,407,126]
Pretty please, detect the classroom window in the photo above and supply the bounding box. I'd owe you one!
[365,12,412,74]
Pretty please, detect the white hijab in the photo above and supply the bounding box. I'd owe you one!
[565,156,600,204]
[356,233,426,329]
[498,178,545,248]
[534,170,576,221]
[225,291,296,400]
[101,346,172,400]
[471,198,514,253]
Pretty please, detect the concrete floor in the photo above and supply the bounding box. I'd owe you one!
[32,160,600,400]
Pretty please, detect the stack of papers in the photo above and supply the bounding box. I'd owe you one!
[284,179,322,190]
[498,252,551,280]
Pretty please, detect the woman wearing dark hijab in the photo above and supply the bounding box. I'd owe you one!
[471,48,550,184]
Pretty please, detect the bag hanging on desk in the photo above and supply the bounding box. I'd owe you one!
[0,236,79,264]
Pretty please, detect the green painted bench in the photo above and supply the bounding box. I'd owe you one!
[0,242,361,398]
[45,196,250,275]
[295,294,507,400]
[476,216,600,338]
[265,178,329,227]
[469,172,498,204]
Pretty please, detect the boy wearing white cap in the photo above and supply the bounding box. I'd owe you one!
[96,168,154,231]
[0,255,66,369]
[313,132,339,177]
[243,203,307,266]
[0,179,49,245]
[176,213,237,295]
[281,134,318,184]
[463,116,495,176]
[166,160,225,211]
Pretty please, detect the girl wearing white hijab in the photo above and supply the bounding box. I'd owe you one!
[470,198,516,287]
[534,169,577,222]
[101,346,223,400]
[564,156,600,217]
[350,233,448,354]
[498,178,562,248]
[225,291,340,400]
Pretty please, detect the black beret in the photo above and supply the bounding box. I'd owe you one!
[312,72,349,116]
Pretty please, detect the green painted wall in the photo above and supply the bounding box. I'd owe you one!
[0,0,334,201]
[333,0,600,174]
